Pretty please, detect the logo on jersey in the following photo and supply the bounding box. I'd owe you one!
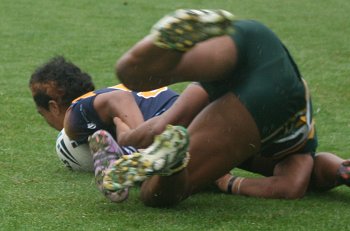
[87,123,96,129]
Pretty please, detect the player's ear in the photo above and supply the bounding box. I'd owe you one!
[48,100,60,115]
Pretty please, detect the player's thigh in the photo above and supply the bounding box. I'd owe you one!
[186,93,261,190]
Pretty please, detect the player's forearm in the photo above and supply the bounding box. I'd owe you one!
[161,83,209,127]
[117,116,167,148]
[116,84,209,148]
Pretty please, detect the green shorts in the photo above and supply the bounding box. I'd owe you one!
[200,20,317,158]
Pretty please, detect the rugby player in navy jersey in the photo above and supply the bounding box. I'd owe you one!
[29,56,179,202]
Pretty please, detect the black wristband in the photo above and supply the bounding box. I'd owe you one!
[226,176,237,194]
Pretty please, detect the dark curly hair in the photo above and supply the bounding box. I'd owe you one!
[29,56,95,110]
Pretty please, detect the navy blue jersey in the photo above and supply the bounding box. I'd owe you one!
[66,84,178,151]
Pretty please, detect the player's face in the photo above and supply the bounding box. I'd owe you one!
[36,106,63,131]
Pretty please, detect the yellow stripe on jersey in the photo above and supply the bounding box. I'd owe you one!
[109,84,131,92]
[109,84,169,99]
[71,84,170,104]
[71,91,96,104]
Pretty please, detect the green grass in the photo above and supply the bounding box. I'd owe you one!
[1,0,350,230]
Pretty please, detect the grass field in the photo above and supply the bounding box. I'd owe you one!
[1,0,350,230]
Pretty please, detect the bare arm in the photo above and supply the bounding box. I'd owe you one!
[116,35,237,91]
[93,90,145,134]
[63,90,143,141]
[116,83,209,148]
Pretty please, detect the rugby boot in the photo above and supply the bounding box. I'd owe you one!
[102,125,190,192]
